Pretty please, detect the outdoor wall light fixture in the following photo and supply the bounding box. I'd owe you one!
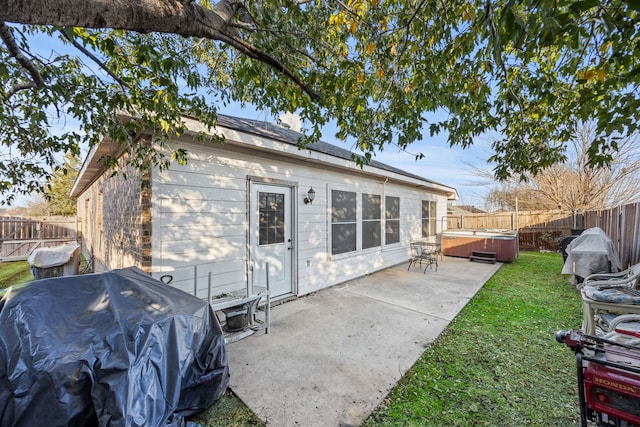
[304,187,316,205]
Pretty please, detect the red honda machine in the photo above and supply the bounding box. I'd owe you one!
[557,329,640,426]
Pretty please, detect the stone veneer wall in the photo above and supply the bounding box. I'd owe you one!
[77,149,152,273]
[102,156,152,272]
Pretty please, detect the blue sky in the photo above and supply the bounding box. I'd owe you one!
[225,105,497,208]
[12,103,498,209]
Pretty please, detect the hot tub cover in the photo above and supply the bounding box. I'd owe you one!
[0,267,229,426]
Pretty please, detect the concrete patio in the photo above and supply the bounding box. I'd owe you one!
[227,256,502,426]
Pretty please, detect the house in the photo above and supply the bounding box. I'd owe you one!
[70,113,458,301]
[447,204,486,216]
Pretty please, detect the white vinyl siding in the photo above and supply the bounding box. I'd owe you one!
[151,139,449,298]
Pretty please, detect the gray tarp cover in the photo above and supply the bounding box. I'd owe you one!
[561,227,622,279]
[0,267,229,426]
[27,241,80,268]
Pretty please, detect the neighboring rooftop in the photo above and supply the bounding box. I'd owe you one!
[448,204,486,215]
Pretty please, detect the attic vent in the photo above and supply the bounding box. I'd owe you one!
[277,112,302,132]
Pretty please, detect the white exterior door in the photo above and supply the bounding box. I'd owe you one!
[250,183,294,298]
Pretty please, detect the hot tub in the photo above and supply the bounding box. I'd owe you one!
[441,229,518,262]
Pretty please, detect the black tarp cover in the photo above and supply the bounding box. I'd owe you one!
[0,267,229,426]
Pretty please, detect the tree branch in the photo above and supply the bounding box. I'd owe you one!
[5,81,37,98]
[213,29,321,101]
[0,22,44,98]
[58,29,130,90]
[0,0,320,101]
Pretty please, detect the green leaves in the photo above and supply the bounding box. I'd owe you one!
[44,152,80,216]
[568,0,601,13]
[1,0,640,204]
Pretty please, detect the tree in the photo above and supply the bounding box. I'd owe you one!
[1,0,640,205]
[26,195,51,217]
[19,152,80,215]
[485,122,640,212]
[44,152,81,216]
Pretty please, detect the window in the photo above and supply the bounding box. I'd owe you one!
[422,200,437,238]
[259,192,285,245]
[97,191,103,229]
[362,193,381,249]
[331,190,357,255]
[385,196,400,244]
[84,198,89,233]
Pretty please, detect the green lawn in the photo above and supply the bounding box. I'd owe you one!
[193,252,583,427]
[0,261,33,292]
[363,251,582,426]
[0,252,583,426]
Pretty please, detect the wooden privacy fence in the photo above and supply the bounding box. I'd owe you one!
[448,203,640,265]
[584,203,640,269]
[0,216,77,261]
[447,210,583,251]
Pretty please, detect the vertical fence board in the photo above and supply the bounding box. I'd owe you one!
[447,210,577,250]
[584,202,640,268]
[0,216,77,261]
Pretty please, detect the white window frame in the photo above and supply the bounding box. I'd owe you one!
[384,195,401,246]
[421,199,437,238]
[330,188,358,256]
[362,192,382,250]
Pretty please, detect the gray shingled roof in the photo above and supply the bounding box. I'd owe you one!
[216,114,448,188]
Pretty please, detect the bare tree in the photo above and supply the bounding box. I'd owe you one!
[26,195,51,217]
[485,122,640,212]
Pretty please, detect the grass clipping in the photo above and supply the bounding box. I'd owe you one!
[364,252,583,426]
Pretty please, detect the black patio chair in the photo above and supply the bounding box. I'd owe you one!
[408,242,438,273]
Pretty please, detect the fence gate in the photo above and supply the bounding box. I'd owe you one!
[0,216,77,261]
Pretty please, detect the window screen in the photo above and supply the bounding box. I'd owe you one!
[362,193,381,249]
[331,190,357,255]
[259,192,285,245]
[385,196,400,244]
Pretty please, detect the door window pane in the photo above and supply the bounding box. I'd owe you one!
[259,192,285,245]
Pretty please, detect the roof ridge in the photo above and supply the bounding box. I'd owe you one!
[215,113,449,188]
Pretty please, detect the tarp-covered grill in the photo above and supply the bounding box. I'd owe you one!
[0,267,229,426]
